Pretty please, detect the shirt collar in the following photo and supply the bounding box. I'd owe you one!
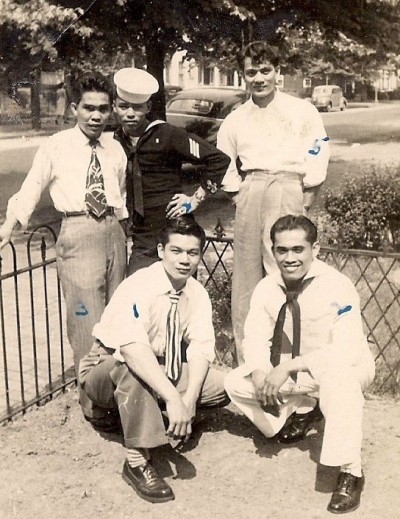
[147,261,190,296]
[73,124,105,148]
[274,258,327,290]
[248,89,280,111]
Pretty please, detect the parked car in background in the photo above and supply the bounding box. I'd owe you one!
[311,85,348,112]
[166,87,249,145]
[164,84,183,101]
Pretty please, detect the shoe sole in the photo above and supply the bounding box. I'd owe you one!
[122,472,175,504]
[327,502,360,514]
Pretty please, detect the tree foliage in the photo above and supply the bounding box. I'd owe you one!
[1,0,400,124]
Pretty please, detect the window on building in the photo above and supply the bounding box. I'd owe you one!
[225,71,235,86]
[203,66,214,85]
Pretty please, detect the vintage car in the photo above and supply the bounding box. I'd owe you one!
[166,86,249,144]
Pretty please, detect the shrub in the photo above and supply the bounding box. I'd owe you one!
[324,165,400,251]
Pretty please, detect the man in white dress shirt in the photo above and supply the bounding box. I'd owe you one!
[225,215,375,514]
[217,41,330,364]
[79,216,228,504]
[0,73,128,426]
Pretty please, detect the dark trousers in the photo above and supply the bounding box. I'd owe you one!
[128,206,168,275]
[80,350,228,448]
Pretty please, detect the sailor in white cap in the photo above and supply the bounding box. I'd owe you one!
[114,67,159,105]
[113,67,230,274]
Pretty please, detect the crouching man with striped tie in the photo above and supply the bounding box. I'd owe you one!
[225,215,375,514]
[79,215,228,503]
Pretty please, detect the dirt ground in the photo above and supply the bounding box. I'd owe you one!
[0,387,399,519]
[1,137,400,519]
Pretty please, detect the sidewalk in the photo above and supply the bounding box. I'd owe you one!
[0,116,73,140]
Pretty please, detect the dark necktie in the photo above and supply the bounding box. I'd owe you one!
[132,152,144,217]
[165,291,182,381]
[270,278,313,381]
[85,140,108,217]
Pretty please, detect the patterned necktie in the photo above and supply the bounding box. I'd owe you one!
[165,291,182,381]
[85,139,108,217]
[270,278,313,382]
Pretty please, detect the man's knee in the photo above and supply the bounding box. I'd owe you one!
[224,367,250,400]
[81,358,117,409]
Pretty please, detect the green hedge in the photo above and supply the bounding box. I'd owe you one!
[323,165,400,251]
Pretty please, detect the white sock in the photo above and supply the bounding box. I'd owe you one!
[341,457,362,478]
[126,447,150,468]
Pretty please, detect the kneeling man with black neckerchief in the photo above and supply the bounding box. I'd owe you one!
[225,215,375,514]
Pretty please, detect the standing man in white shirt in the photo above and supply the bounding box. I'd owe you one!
[217,41,330,364]
[225,215,375,514]
[0,73,128,427]
[79,216,228,503]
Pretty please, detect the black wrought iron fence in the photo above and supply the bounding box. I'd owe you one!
[1,222,399,424]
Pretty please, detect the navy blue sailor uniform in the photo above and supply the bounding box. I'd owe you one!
[114,120,230,274]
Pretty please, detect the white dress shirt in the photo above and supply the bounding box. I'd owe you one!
[7,126,128,227]
[242,259,372,382]
[92,261,216,363]
[217,91,330,192]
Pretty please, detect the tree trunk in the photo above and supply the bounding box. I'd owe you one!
[30,67,41,131]
[145,39,166,120]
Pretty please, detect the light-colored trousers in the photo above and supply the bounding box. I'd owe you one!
[232,171,306,365]
[56,214,126,417]
[225,355,375,467]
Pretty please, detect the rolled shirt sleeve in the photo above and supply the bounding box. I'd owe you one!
[92,279,153,360]
[217,118,242,193]
[302,103,330,188]
[7,143,53,229]
[91,262,216,364]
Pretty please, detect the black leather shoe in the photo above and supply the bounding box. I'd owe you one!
[327,472,365,514]
[122,460,175,503]
[278,404,323,443]
[84,414,122,434]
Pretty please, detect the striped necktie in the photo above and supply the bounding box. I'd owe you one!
[270,278,313,382]
[165,291,182,381]
[85,139,108,217]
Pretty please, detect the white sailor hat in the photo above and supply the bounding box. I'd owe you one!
[114,68,159,104]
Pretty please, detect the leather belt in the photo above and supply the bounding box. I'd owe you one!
[62,207,115,218]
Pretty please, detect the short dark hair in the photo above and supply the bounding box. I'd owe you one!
[270,215,318,245]
[159,215,206,250]
[240,41,280,69]
[72,72,113,104]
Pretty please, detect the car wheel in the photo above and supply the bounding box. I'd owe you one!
[326,102,332,112]
[340,101,347,111]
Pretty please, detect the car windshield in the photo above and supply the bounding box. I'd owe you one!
[167,98,214,116]
[313,86,332,94]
